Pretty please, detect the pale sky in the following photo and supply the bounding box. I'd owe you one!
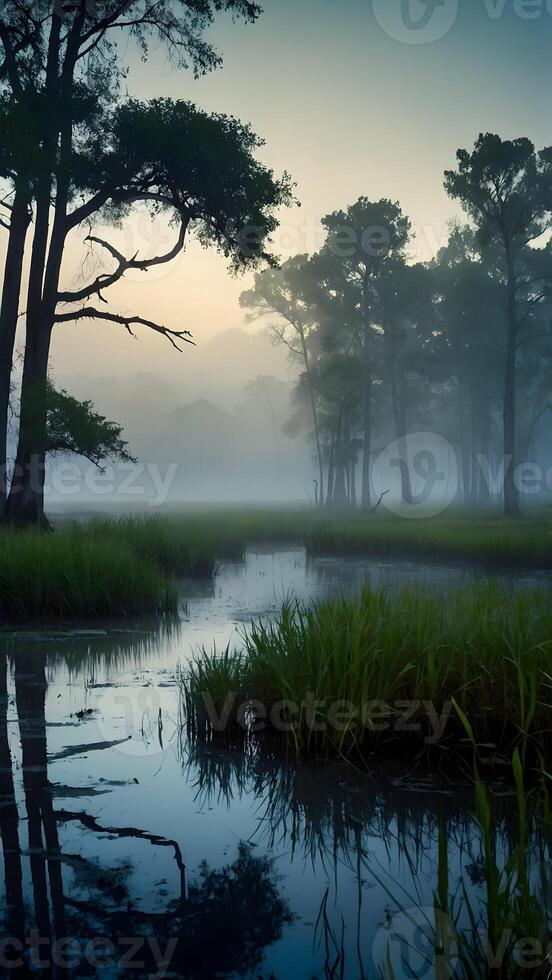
[27,0,552,384]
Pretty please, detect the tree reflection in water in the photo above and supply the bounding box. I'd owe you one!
[0,650,291,978]
[2,637,550,979]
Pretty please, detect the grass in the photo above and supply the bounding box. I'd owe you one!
[90,507,552,569]
[4,506,552,619]
[0,524,178,618]
[87,516,236,576]
[0,514,244,620]
[180,583,552,759]
[305,512,552,568]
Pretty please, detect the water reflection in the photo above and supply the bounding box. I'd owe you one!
[0,651,292,978]
[0,550,550,978]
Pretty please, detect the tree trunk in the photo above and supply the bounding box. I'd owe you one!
[15,652,52,948]
[299,330,324,508]
[5,318,52,526]
[325,431,335,508]
[504,250,520,516]
[350,451,357,509]
[477,396,491,507]
[0,183,31,520]
[5,9,69,527]
[361,271,372,509]
[333,409,348,509]
[384,325,411,504]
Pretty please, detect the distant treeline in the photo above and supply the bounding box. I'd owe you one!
[242,136,552,515]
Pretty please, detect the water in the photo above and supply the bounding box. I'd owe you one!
[0,550,550,978]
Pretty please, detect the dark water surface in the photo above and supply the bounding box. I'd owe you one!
[0,550,550,978]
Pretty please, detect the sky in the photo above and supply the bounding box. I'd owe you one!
[43,0,552,386]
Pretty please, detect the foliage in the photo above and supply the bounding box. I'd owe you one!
[43,380,134,467]
[0,525,177,618]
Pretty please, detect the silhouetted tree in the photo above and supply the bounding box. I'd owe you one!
[0,0,289,525]
[241,255,326,504]
[444,134,552,515]
[321,199,411,508]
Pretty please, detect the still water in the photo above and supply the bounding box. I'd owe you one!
[0,550,550,978]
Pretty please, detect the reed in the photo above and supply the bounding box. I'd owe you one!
[180,583,552,758]
[306,515,552,568]
[0,525,178,619]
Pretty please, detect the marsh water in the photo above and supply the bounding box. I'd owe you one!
[1,549,551,979]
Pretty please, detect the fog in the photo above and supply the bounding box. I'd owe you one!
[45,327,313,511]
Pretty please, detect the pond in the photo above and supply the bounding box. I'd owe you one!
[0,549,550,978]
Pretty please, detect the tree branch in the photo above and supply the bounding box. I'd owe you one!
[54,306,195,351]
[58,217,189,304]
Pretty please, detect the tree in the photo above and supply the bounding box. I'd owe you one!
[0,98,38,516]
[2,93,292,523]
[444,134,552,515]
[241,256,326,505]
[314,353,363,509]
[0,0,281,525]
[244,374,288,461]
[376,258,434,503]
[321,199,411,508]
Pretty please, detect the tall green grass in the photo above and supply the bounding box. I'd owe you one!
[180,584,552,758]
[0,525,177,618]
[88,516,231,576]
[0,515,246,620]
[306,515,552,568]
[92,509,552,568]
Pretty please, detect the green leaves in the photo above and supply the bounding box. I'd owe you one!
[98,98,295,271]
[42,380,134,468]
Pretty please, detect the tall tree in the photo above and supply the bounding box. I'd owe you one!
[0,99,39,516]
[444,134,552,515]
[377,258,434,503]
[321,199,411,508]
[0,1,267,523]
[240,255,326,505]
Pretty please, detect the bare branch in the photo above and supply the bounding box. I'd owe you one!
[58,217,189,304]
[54,306,195,352]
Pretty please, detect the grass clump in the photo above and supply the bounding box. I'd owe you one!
[88,516,228,576]
[306,514,552,568]
[180,583,552,758]
[0,514,247,621]
[180,646,249,736]
[0,525,177,619]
